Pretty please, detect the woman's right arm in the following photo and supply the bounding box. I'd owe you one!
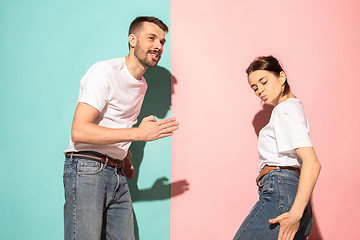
[269,146,321,240]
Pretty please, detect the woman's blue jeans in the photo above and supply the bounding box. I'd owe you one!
[63,155,134,240]
[233,168,312,240]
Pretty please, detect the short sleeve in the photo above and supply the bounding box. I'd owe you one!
[273,104,313,153]
[78,62,109,112]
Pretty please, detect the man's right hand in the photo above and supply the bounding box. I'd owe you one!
[137,115,179,141]
[71,103,178,144]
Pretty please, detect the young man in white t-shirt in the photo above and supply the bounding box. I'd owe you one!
[63,16,179,240]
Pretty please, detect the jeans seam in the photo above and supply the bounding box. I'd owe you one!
[106,222,114,240]
[234,200,266,239]
[72,163,77,240]
[259,174,273,199]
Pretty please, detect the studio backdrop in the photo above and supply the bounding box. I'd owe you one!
[1,0,360,239]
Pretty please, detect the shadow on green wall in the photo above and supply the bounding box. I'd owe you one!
[129,66,189,240]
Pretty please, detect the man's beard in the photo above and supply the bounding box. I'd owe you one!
[134,48,160,68]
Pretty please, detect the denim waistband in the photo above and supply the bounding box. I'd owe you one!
[65,151,123,169]
[257,167,300,187]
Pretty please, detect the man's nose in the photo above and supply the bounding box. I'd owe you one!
[154,41,163,51]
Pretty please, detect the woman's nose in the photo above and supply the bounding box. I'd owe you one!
[257,86,264,95]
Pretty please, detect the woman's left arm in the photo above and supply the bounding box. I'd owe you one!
[269,146,321,240]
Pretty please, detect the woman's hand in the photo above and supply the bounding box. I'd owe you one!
[269,211,301,240]
[269,146,320,240]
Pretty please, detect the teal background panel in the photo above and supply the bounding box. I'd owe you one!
[0,1,171,240]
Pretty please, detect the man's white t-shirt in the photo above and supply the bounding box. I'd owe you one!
[258,98,313,171]
[64,57,147,160]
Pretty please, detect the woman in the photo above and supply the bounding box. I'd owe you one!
[233,56,321,240]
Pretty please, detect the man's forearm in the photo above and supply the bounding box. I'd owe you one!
[71,122,141,145]
[71,103,178,145]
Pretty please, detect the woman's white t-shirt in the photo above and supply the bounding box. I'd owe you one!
[258,98,313,171]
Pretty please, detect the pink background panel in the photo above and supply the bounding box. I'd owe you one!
[171,0,360,239]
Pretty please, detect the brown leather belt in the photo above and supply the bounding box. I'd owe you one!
[65,151,123,169]
[257,165,300,183]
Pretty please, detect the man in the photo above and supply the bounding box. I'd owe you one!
[63,16,178,240]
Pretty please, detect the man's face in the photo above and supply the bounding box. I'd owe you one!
[132,22,166,68]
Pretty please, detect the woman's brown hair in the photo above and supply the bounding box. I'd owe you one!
[246,55,290,95]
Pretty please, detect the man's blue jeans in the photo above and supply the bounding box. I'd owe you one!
[63,154,134,240]
[233,168,312,240]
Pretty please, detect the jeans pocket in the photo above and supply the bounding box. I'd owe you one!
[277,179,298,212]
[259,177,273,199]
[77,160,104,175]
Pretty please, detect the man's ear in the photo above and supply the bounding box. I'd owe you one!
[128,34,137,48]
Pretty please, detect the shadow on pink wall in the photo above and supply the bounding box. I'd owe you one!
[128,66,189,240]
[252,104,274,138]
[308,200,324,240]
[252,104,324,239]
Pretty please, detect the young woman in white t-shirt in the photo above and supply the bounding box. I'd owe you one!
[233,56,321,240]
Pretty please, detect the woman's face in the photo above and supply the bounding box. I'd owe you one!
[248,70,285,105]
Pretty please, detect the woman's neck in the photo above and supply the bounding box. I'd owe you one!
[274,92,295,106]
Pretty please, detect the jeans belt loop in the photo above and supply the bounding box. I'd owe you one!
[104,156,109,168]
[70,152,73,164]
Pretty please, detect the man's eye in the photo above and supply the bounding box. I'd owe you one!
[262,81,267,85]
[253,88,258,92]
[149,37,154,40]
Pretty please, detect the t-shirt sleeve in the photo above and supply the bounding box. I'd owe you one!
[273,104,313,153]
[78,62,109,112]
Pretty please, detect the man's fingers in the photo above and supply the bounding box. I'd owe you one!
[144,115,157,122]
[157,117,177,126]
[156,132,174,140]
[139,116,178,141]
[159,125,179,134]
[153,118,179,137]
[159,119,179,130]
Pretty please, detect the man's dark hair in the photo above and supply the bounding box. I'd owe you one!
[129,16,168,36]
